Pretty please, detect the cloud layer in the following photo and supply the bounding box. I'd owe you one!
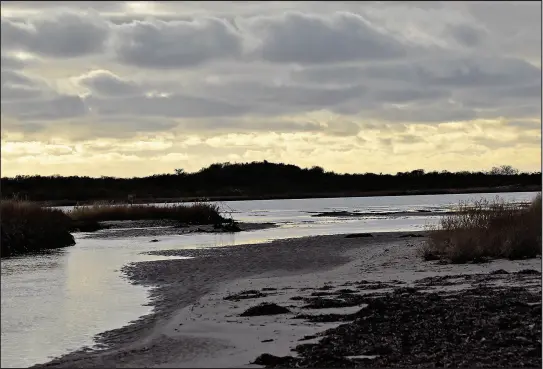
[1,1,541,177]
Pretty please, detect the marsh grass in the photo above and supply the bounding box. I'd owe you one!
[1,200,75,257]
[421,194,542,263]
[1,200,226,257]
[68,201,225,225]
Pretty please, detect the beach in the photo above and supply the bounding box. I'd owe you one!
[32,231,541,368]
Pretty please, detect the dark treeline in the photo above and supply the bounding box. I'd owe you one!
[1,162,541,204]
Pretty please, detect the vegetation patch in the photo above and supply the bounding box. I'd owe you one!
[239,303,291,317]
[68,202,225,225]
[224,290,269,301]
[421,194,542,263]
[1,200,75,257]
[345,233,373,238]
[1,199,229,257]
[3,163,540,204]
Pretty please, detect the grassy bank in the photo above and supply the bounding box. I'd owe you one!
[1,200,75,257]
[1,201,227,257]
[68,202,225,224]
[422,194,542,263]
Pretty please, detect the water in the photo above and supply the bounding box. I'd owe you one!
[1,192,537,367]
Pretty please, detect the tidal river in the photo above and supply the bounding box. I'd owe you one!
[1,192,538,368]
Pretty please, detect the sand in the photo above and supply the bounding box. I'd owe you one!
[32,231,541,368]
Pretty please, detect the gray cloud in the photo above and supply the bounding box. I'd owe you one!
[85,93,248,118]
[1,1,124,12]
[445,23,486,47]
[505,120,541,130]
[365,101,478,123]
[177,118,325,135]
[1,54,26,69]
[246,11,407,64]
[76,70,141,97]
[1,11,110,58]
[463,1,541,62]
[0,1,540,141]
[1,83,44,101]
[294,56,539,89]
[111,17,244,69]
[0,70,47,101]
[2,94,88,120]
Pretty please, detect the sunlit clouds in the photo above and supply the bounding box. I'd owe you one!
[1,1,541,177]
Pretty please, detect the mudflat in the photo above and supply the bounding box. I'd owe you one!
[32,231,541,368]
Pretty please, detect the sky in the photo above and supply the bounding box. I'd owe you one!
[1,1,541,177]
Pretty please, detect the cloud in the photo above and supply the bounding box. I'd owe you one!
[0,1,541,176]
[505,120,541,131]
[75,70,140,97]
[2,94,88,121]
[1,53,27,69]
[111,17,244,69]
[1,11,110,58]
[245,11,408,64]
[0,69,51,102]
[85,93,248,118]
[445,23,486,47]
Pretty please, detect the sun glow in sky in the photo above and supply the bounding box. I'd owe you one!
[1,1,541,177]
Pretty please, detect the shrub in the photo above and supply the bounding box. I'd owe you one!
[421,194,542,263]
[1,200,75,257]
[67,201,225,225]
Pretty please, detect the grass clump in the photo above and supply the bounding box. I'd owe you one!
[421,194,542,263]
[67,201,225,225]
[1,200,75,257]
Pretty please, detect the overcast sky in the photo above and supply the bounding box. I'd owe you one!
[1,1,541,177]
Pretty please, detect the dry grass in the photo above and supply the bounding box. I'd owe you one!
[67,201,225,225]
[1,200,75,257]
[421,194,542,263]
[1,200,227,257]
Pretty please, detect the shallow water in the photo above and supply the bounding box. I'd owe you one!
[1,192,537,368]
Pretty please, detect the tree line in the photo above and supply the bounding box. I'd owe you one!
[1,162,540,204]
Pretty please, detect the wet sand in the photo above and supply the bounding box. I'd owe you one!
[32,231,541,368]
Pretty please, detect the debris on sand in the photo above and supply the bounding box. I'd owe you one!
[310,291,336,297]
[490,269,509,275]
[312,211,361,217]
[293,312,357,323]
[239,303,291,317]
[298,334,318,341]
[301,295,367,309]
[224,290,269,301]
[399,233,424,238]
[517,269,541,275]
[345,233,373,238]
[253,354,299,367]
[335,288,357,294]
[255,271,542,368]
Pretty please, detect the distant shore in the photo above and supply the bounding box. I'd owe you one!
[37,185,541,207]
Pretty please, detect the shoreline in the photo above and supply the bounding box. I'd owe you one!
[31,231,541,368]
[38,186,541,207]
[78,221,277,239]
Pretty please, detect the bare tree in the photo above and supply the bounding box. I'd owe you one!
[489,165,519,175]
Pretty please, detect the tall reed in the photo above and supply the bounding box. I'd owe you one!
[1,200,75,257]
[421,194,542,263]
